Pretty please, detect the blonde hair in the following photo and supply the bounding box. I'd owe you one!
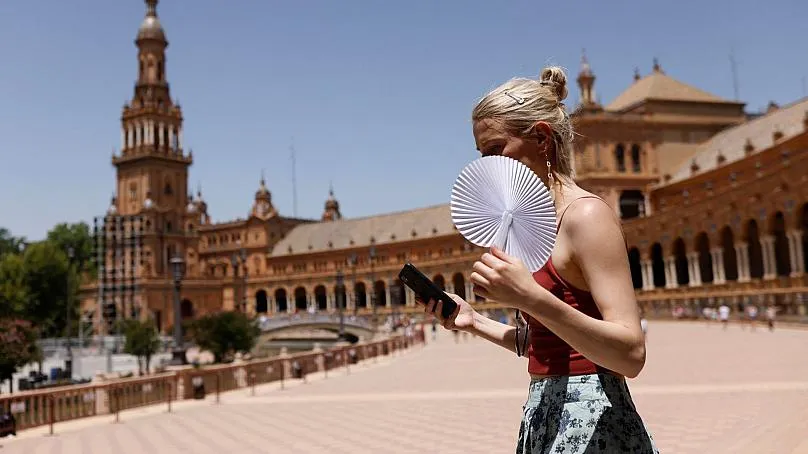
[471,66,575,178]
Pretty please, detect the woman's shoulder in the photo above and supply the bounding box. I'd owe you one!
[559,191,624,248]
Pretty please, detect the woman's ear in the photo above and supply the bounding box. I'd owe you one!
[532,121,554,155]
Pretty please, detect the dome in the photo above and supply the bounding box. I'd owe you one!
[136,1,166,43]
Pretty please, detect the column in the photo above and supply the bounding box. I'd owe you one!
[149,121,155,145]
[168,127,175,151]
[326,293,333,311]
[735,243,750,282]
[644,194,652,217]
[466,281,474,301]
[711,248,726,284]
[287,300,294,314]
[127,126,133,149]
[135,122,142,146]
[761,235,776,279]
[687,253,700,287]
[121,128,126,150]
[385,286,391,307]
[787,230,805,276]
[665,257,677,289]
[640,259,652,290]
[178,127,184,151]
[158,123,165,147]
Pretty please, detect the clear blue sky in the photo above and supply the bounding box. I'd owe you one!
[1,0,806,240]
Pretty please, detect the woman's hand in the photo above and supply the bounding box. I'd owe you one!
[422,293,476,331]
[470,246,544,309]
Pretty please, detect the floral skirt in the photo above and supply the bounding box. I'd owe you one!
[517,373,658,454]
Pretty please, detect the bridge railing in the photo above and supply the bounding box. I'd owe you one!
[0,330,426,435]
[257,313,374,331]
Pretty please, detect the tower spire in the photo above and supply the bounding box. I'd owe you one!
[576,49,599,110]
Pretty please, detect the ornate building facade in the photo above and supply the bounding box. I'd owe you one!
[80,1,808,335]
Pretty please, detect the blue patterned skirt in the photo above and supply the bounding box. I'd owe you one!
[517,373,658,453]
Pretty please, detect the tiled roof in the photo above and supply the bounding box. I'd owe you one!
[666,97,808,184]
[270,204,455,256]
[606,71,732,112]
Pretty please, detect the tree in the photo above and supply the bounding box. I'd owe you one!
[46,222,96,277]
[121,319,161,375]
[0,227,25,258]
[0,318,40,394]
[188,312,259,363]
[0,254,27,318]
[20,241,72,338]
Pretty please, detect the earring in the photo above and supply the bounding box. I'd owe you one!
[546,159,554,189]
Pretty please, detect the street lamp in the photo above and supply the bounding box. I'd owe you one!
[169,254,186,365]
[65,247,75,379]
[336,269,345,340]
[231,242,248,313]
[348,254,358,315]
[369,246,377,329]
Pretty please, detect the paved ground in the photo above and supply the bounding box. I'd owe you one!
[3,321,808,453]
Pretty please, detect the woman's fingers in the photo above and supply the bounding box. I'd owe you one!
[470,270,491,288]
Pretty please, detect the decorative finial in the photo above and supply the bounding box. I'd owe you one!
[634,67,641,81]
[329,181,334,196]
[145,0,158,17]
[196,182,203,198]
[260,169,266,186]
[653,58,661,73]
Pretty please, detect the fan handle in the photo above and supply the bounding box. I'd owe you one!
[492,210,513,251]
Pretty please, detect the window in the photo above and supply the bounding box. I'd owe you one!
[615,144,626,172]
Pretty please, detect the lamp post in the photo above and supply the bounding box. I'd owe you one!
[369,246,377,330]
[65,247,75,379]
[169,254,187,365]
[231,243,248,313]
[336,269,345,340]
[348,254,358,316]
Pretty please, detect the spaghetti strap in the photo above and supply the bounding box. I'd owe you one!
[555,196,605,233]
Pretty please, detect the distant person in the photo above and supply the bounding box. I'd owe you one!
[640,315,648,338]
[422,68,657,453]
[718,304,730,330]
[765,305,777,331]
[747,305,759,331]
[431,317,438,341]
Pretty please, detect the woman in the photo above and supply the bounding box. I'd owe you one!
[423,66,658,453]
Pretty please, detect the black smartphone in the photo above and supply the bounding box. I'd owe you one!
[398,263,458,319]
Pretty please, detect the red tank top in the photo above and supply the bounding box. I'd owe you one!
[524,196,611,376]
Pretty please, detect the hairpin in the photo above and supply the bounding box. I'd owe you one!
[504,90,525,105]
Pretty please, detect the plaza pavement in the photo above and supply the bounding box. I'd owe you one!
[2,320,808,453]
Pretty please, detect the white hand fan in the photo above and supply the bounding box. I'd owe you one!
[450,155,557,272]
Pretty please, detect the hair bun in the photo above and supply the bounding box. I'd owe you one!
[539,66,568,102]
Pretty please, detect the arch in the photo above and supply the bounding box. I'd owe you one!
[294,286,307,311]
[630,144,641,173]
[744,220,764,279]
[390,279,405,307]
[770,211,791,276]
[157,60,164,81]
[164,181,173,195]
[672,238,689,286]
[650,243,666,287]
[801,203,808,272]
[180,299,194,319]
[354,282,367,308]
[255,290,268,314]
[373,280,386,307]
[619,190,645,219]
[615,144,626,172]
[314,285,327,311]
[452,273,466,299]
[695,232,713,283]
[720,226,738,281]
[432,274,446,291]
[274,288,288,313]
[627,248,642,289]
[334,283,347,311]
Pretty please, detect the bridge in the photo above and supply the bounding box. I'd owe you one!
[256,313,377,343]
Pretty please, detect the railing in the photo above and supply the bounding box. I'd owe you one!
[257,313,373,331]
[0,331,425,435]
